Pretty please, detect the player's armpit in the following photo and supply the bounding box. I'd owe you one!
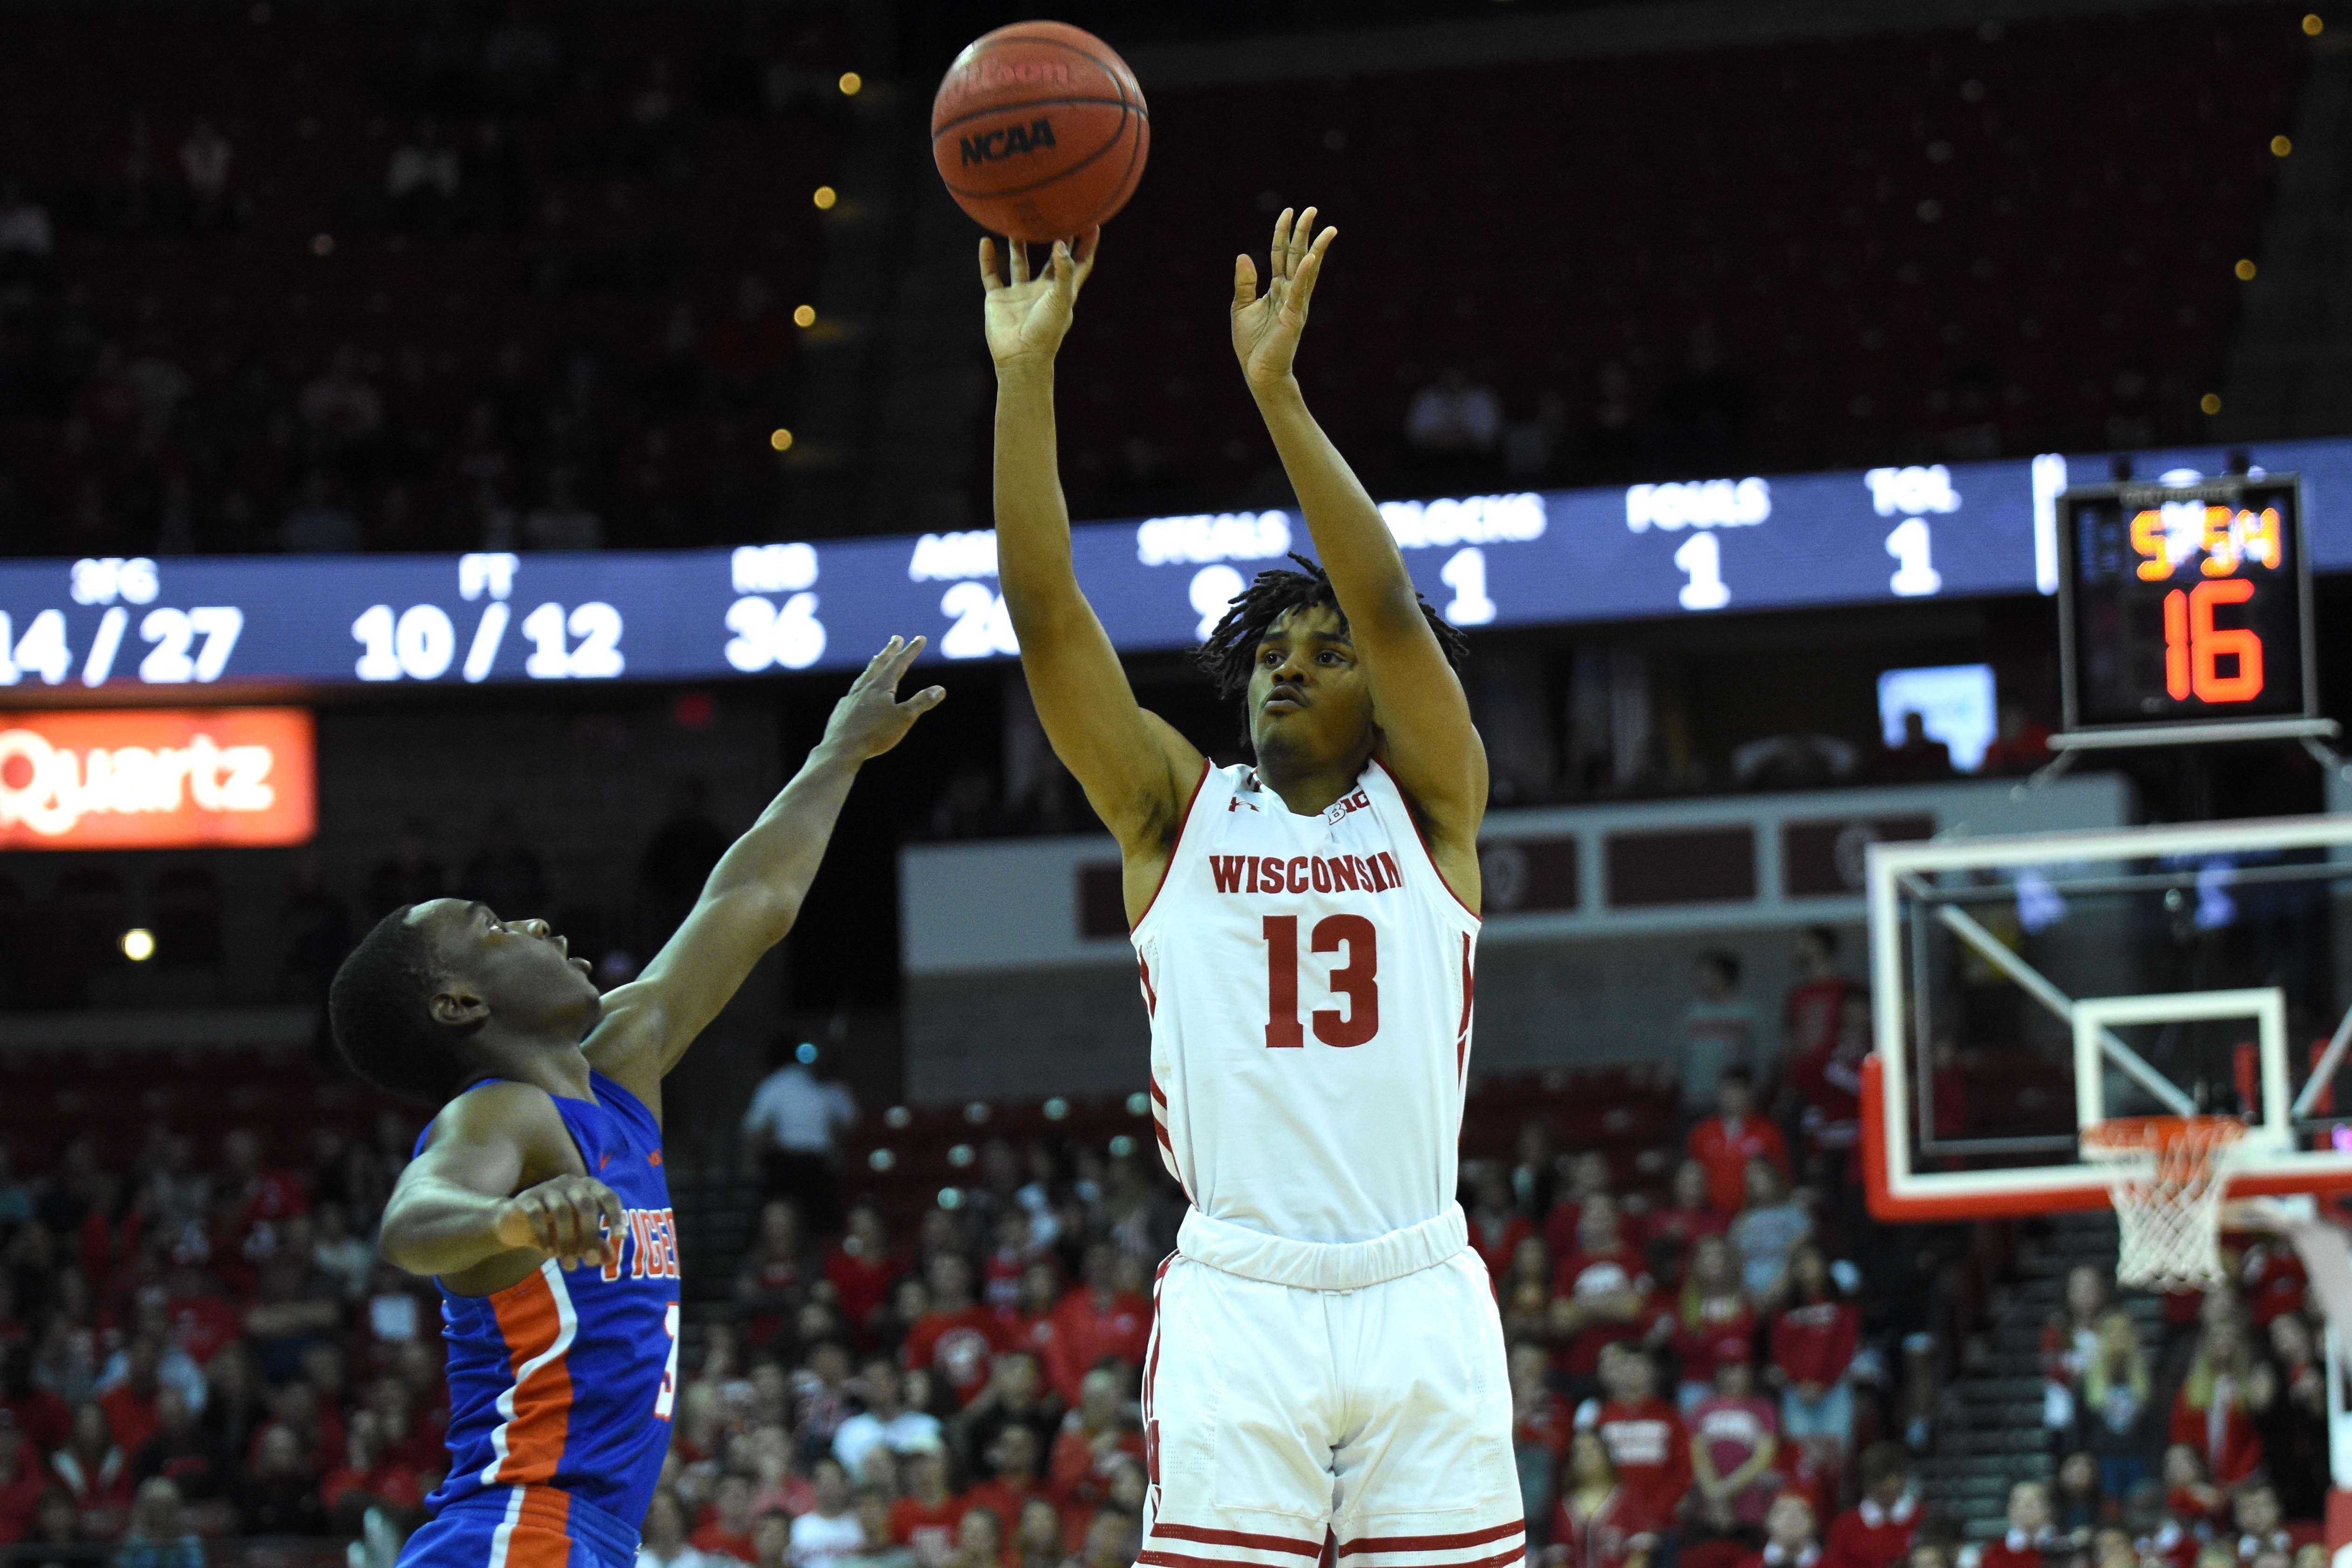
[378,1083,570,1277]
[1007,592,1203,854]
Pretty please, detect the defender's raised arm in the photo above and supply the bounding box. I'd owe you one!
[1233,207,1487,902]
[983,231,1203,919]
[587,637,943,1105]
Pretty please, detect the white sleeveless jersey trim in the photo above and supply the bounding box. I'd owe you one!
[1368,757,1482,927]
[1127,758,1214,934]
[1132,761,1481,1246]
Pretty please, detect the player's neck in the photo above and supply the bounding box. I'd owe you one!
[470,1033,597,1101]
[1256,746,1371,817]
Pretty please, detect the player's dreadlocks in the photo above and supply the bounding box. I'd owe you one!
[1190,553,1470,698]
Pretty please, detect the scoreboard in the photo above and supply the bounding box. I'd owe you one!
[1,435,2351,698]
[2057,476,2317,738]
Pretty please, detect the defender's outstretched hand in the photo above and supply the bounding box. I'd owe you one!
[821,635,946,761]
[1233,206,1337,393]
[980,229,1099,371]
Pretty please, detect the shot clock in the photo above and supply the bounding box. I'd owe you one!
[2056,475,2320,741]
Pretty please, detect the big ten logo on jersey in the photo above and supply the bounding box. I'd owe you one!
[1209,851,1404,898]
[599,1207,683,1283]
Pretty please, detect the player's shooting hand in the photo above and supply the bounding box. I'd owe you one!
[979,229,1099,372]
[821,636,947,762]
[1232,206,1336,394]
[493,1174,626,1272]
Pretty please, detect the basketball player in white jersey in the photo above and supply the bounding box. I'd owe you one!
[979,208,1522,1557]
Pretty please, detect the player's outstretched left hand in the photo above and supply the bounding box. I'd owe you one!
[980,228,1099,372]
[821,636,946,762]
[1233,205,1336,394]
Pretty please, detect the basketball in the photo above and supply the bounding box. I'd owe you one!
[931,21,1150,243]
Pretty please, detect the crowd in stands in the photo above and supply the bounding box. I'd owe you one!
[0,4,2304,557]
[0,1,850,560]
[0,923,2336,1568]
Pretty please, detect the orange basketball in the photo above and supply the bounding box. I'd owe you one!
[931,21,1149,243]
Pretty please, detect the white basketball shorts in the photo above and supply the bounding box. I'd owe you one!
[1138,1206,1525,1568]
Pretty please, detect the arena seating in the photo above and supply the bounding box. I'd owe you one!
[0,3,851,555]
[1044,7,2302,518]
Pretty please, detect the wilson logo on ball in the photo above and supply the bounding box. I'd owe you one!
[960,117,1059,166]
[953,59,1074,91]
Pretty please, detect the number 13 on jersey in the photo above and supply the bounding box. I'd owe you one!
[1262,915,1379,1049]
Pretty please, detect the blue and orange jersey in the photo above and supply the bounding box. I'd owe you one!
[414,1071,678,1535]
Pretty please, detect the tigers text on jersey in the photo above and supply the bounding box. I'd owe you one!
[411,1071,678,1547]
[1132,759,1479,1247]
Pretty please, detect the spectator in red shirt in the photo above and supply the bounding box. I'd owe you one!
[960,1424,1049,1536]
[1549,1429,1662,1568]
[317,1409,423,1533]
[732,1199,811,1351]
[1,1349,71,1459]
[1959,1482,2055,1568]
[1768,1245,1860,1462]
[1669,1235,1758,1410]
[2168,1312,2265,1485]
[1689,1071,1791,1219]
[691,1472,760,1563]
[1793,994,1869,1160]
[1643,1161,1730,1285]
[1545,1152,1617,1264]
[215,1127,308,1254]
[1821,1444,1920,1568]
[1578,1347,1690,1528]
[96,1338,165,1457]
[1511,1340,1572,1527]
[905,1254,1010,1408]
[1042,1244,1151,1408]
[2235,1239,2306,1328]
[980,1211,1043,1317]
[1781,928,1849,1086]
[50,1402,132,1538]
[1046,1367,1142,1514]
[825,1202,900,1337]
[130,1387,228,1530]
[1469,1161,1533,1278]
[1690,1359,1780,1533]
[1553,1197,1659,1387]
[889,1444,965,1561]
[999,1260,1064,1365]
[2160,1443,2225,1532]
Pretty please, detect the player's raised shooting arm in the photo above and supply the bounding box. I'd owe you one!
[379,1083,623,1278]
[586,639,943,1104]
[983,231,1202,864]
[1234,208,1489,860]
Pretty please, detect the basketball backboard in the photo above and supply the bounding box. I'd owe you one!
[1862,812,2352,1221]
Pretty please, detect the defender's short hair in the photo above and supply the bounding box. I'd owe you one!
[1190,553,1468,699]
[328,905,471,1104]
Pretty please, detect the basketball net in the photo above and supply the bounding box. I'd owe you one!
[2079,1117,2249,1292]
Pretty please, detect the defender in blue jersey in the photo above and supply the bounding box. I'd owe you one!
[325,637,945,1568]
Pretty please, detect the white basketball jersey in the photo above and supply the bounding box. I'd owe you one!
[1131,760,1480,1246]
